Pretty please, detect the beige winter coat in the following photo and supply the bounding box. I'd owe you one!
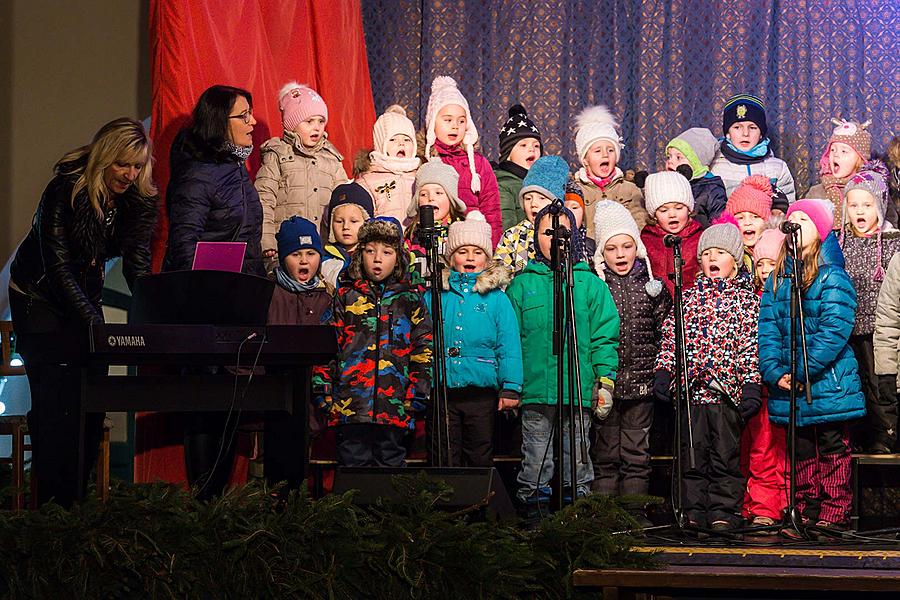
[874,251,900,390]
[255,131,348,253]
[575,168,648,237]
[354,151,420,227]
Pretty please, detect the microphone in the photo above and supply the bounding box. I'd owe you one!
[780,221,801,234]
[547,197,564,215]
[419,204,435,230]
[664,234,682,247]
[675,164,694,181]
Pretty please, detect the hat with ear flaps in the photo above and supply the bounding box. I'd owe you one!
[424,76,481,194]
[592,200,663,297]
[346,216,410,281]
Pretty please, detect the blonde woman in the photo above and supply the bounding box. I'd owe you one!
[8,117,157,507]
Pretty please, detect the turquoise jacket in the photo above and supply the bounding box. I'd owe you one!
[506,260,620,406]
[759,233,866,426]
[425,264,523,393]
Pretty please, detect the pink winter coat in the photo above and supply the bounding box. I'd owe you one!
[433,139,502,246]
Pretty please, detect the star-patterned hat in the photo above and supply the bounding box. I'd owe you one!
[498,104,541,161]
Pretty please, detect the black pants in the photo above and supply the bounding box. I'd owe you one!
[336,423,406,467]
[591,397,654,496]
[850,334,898,448]
[183,411,237,500]
[448,386,497,467]
[8,287,103,508]
[680,403,744,527]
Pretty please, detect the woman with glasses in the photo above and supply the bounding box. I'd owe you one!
[8,117,158,507]
[163,84,264,276]
[161,85,265,499]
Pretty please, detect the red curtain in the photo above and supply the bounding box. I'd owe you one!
[138,0,376,485]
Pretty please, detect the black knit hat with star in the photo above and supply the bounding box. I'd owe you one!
[498,104,542,161]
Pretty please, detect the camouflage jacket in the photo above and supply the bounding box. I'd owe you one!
[312,275,433,429]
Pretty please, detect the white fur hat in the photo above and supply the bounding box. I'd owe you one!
[575,105,622,163]
[373,104,417,157]
[424,76,481,194]
[592,200,662,296]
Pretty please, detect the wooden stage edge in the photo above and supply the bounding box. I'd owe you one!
[573,566,900,593]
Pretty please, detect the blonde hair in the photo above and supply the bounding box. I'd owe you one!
[771,238,822,293]
[55,117,156,218]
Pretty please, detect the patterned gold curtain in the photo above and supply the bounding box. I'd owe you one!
[362,0,898,194]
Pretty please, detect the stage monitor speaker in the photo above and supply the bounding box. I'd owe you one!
[333,467,516,521]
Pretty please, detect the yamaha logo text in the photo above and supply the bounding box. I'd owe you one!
[107,335,146,348]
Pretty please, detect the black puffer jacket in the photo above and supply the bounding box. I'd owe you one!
[10,165,158,323]
[602,260,672,399]
[162,130,264,276]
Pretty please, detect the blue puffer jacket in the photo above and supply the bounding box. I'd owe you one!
[425,264,523,393]
[162,130,264,276]
[758,233,865,426]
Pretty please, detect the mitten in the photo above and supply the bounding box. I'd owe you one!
[653,370,672,403]
[739,383,762,422]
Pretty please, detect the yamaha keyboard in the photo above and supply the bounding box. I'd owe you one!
[90,323,337,365]
[23,324,337,366]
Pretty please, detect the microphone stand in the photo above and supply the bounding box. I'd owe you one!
[547,201,580,510]
[785,227,814,536]
[419,207,451,467]
[667,235,696,531]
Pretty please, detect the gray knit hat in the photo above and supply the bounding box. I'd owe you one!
[409,158,466,217]
[844,160,890,228]
[698,222,744,263]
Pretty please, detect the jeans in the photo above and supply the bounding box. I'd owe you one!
[517,404,593,502]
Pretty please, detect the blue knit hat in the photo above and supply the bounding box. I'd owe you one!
[276,216,324,262]
[519,155,569,203]
[328,182,374,222]
[723,94,768,139]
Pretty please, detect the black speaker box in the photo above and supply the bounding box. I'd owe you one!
[333,467,516,520]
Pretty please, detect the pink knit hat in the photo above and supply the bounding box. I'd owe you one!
[787,199,834,242]
[726,175,773,220]
[752,228,786,264]
[278,82,328,132]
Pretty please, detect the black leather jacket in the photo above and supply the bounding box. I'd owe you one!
[10,170,159,323]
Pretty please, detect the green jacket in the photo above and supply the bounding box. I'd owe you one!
[495,166,526,230]
[506,260,620,406]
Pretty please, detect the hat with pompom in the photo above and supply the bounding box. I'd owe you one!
[372,104,417,157]
[726,175,773,220]
[278,82,328,132]
[445,210,493,260]
[498,104,541,161]
[424,76,481,194]
[575,105,622,162]
[593,200,663,296]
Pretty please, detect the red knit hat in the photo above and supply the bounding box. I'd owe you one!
[726,175,773,220]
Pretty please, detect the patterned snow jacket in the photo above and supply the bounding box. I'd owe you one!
[602,260,672,400]
[657,271,761,406]
[494,219,534,275]
[312,274,433,429]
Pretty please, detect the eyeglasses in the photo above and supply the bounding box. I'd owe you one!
[228,109,253,124]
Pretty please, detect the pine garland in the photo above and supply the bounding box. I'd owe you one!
[0,475,658,599]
